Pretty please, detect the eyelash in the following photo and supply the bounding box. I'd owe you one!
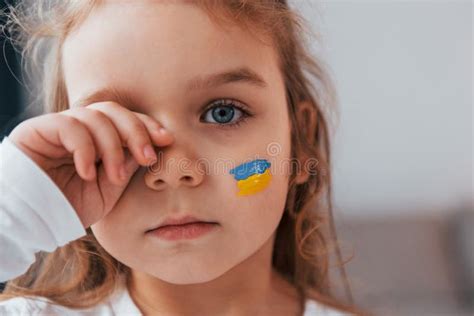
[200,98,252,129]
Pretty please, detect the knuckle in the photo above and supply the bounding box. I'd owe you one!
[137,113,161,128]
[128,120,147,137]
[85,107,109,122]
[60,114,82,127]
[127,114,142,128]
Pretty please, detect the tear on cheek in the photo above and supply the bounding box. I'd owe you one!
[229,159,272,196]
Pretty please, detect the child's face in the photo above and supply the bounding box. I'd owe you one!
[63,2,291,284]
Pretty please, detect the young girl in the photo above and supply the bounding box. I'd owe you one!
[0,0,370,315]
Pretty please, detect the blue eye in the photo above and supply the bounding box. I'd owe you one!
[201,99,250,128]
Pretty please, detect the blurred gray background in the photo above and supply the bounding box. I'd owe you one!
[293,0,473,315]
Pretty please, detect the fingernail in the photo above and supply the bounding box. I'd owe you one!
[143,144,157,161]
[158,127,167,135]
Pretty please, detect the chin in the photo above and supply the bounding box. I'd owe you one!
[150,265,226,285]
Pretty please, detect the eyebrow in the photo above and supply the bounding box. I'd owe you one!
[72,66,267,109]
[186,67,267,91]
[72,87,136,109]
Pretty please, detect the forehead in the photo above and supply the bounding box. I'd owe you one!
[61,1,282,107]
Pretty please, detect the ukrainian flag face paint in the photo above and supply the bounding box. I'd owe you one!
[229,159,272,196]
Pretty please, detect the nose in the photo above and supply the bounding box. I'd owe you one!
[144,144,205,191]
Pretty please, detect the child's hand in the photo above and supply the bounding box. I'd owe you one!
[8,102,174,229]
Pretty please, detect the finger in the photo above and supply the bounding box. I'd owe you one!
[86,102,163,167]
[133,112,174,146]
[34,113,98,181]
[95,147,140,199]
[60,108,125,185]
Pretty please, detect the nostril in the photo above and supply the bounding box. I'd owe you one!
[154,179,165,186]
[182,176,193,182]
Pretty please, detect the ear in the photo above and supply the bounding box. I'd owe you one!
[293,100,318,185]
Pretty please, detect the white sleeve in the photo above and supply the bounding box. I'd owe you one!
[0,136,86,283]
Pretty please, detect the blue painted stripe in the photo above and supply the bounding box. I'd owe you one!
[230,159,271,180]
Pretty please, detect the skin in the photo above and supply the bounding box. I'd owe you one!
[61,1,302,315]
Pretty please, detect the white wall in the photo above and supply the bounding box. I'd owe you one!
[293,0,472,217]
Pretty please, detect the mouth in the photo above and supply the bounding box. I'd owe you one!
[145,215,220,241]
[145,215,218,233]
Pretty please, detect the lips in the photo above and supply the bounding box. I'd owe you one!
[146,215,217,232]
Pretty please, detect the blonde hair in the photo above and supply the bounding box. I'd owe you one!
[0,1,369,315]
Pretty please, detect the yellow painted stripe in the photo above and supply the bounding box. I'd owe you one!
[237,169,272,196]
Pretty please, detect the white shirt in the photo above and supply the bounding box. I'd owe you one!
[0,136,349,315]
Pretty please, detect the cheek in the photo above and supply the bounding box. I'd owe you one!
[90,211,140,263]
[222,170,288,266]
[224,153,291,242]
